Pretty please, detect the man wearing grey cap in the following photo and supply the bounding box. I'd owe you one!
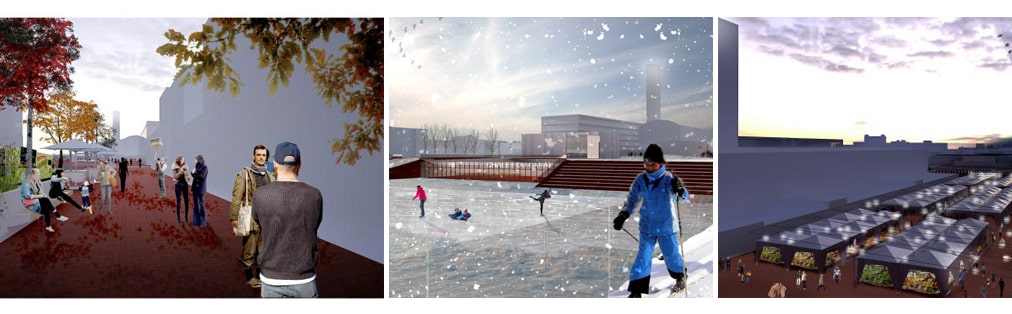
[252,141,323,298]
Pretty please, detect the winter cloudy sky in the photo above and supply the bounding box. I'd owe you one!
[23,18,207,148]
[388,17,713,141]
[728,17,1012,147]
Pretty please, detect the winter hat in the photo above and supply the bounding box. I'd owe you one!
[643,144,665,164]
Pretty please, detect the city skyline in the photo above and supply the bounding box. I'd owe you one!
[730,17,1012,148]
[388,17,713,142]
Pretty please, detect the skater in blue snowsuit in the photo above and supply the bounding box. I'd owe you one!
[613,144,688,298]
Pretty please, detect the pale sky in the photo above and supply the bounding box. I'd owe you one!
[388,17,713,142]
[729,17,1012,147]
[23,18,207,149]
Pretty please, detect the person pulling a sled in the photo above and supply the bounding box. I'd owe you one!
[613,143,688,298]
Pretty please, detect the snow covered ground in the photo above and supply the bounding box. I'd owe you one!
[608,225,714,298]
[389,178,712,298]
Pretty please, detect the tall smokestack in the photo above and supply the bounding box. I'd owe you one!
[113,111,120,141]
[646,64,661,122]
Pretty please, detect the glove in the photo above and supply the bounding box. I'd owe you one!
[672,177,687,200]
[613,210,630,230]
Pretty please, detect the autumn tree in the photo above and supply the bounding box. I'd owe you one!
[157,18,382,166]
[0,18,81,172]
[32,90,100,168]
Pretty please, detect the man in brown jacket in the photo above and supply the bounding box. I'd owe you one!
[230,144,275,288]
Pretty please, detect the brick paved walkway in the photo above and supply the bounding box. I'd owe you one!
[0,167,381,298]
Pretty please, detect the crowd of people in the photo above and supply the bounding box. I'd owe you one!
[16,142,324,298]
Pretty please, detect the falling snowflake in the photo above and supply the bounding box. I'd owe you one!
[596,33,604,41]
[590,58,596,64]
[602,23,610,31]
[660,33,668,41]
[395,222,403,229]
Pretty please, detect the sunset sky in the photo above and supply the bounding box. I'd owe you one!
[728,17,1012,147]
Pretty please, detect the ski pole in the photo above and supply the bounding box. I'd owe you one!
[622,227,638,242]
[675,191,688,297]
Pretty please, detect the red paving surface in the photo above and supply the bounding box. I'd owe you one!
[719,224,1012,298]
[0,166,382,298]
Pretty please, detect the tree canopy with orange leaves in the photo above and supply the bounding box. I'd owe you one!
[157,18,382,166]
[32,90,102,167]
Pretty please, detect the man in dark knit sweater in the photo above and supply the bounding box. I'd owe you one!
[252,141,323,298]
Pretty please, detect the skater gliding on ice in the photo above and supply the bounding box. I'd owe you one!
[530,188,551,216]
[613,144,688,298]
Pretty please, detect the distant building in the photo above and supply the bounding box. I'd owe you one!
[389,126,424,157]
[852,134,947,152]
[526,114,639,158]
[114,135,156,161]
[739,136,843,148]
[522,131,601,158]
[140,121,160,139]
[859,134,887,146]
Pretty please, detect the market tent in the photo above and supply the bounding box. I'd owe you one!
[947,173,998,188]
[922,239,970,255]
[756,208,899,273]
[863,244,914,262]
[994,174,1012,188]
[944,186,1012,229]
[880,184,969,224]
[855,215,988,297]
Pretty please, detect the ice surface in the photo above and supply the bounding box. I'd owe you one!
[389,178,712,298]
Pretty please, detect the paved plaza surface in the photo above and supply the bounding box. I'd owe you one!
[0,166,381,297]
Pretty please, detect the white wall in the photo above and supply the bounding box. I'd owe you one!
[151,30,383,263]
[0,109,22,147]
